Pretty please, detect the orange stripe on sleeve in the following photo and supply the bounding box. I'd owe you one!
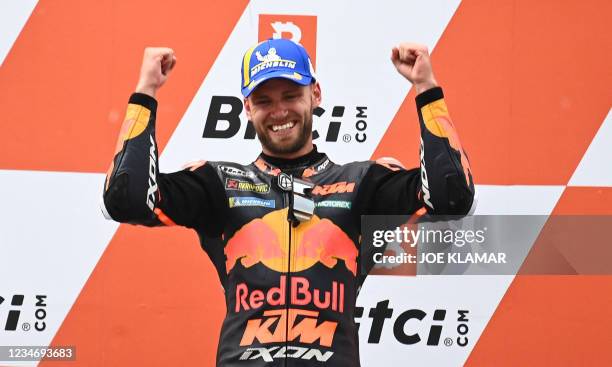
[154,208,177,226]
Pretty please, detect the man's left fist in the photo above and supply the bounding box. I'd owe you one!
[391,43,438,94]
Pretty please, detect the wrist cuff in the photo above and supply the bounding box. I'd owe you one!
[129,93,158,111]
[415,86,444,108]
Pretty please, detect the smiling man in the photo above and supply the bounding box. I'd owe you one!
[247,78,319,158]
[102,38,474,366]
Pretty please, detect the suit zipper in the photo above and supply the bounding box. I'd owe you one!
[284,191,292,367]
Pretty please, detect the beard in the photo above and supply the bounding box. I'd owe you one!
[254,109,313,156]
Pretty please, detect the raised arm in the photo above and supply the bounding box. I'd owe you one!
[101,48,227,235]
[358,43,474,216]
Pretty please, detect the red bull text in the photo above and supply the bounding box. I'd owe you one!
[235,275,345,314]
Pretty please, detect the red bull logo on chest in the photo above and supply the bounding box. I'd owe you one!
[225,208,357,275]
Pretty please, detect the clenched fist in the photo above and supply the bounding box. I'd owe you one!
[391,43,438,94]
[135,47,177,98]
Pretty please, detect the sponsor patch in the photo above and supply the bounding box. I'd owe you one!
[146,134,158,211]
[316,158,331,172]
[219,165,256,179]
[277,173,293,191]
[239,308,337,348]
[229,197,275,209]
[311,182,355,196]
[225,178,270,193]
[315,200,351,209]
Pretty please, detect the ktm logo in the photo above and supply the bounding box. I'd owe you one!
[311,182,355,196]
[240,308,337,347]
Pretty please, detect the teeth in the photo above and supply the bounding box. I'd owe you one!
[272,121,295,132]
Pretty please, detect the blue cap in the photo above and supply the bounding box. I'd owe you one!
[241,38,315,97]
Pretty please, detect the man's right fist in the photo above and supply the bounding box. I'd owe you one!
[135,47,177,98]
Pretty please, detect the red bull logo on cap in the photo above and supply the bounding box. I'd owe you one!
[225,208,357,275]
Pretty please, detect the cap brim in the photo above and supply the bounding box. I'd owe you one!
[241,70,313,97]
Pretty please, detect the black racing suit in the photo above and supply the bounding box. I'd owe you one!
[101,87,474,366]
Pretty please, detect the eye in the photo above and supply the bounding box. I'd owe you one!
[254,99,271,106]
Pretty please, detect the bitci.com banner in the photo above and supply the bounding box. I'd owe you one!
[1,0,611,366]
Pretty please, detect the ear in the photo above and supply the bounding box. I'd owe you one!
[311,81,322,108]
[243,97,252,120]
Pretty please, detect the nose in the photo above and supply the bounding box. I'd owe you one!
[269,101,289,121]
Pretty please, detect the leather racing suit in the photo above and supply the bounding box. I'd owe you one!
[101,86,474,366]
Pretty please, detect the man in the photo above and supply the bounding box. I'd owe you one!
[102,38,474,366]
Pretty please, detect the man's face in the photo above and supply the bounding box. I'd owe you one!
[245,78,321,158]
